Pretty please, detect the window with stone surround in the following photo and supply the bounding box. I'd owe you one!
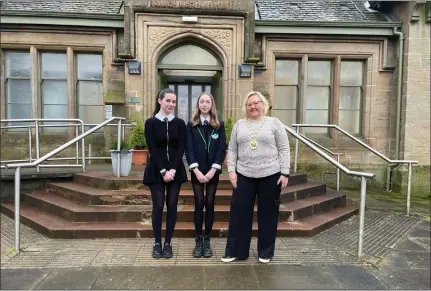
[274,58,365,135]
[4,51,31,126]
[2,49,104,130]
[76,53,103,125]
[41,52,68,132]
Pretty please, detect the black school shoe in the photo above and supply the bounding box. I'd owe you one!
[203,236,212,258]
[193,236,203,258]
[152,243,163,259]
[162,243,173,258]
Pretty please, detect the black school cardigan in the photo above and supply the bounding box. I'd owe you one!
[142,116,188,185]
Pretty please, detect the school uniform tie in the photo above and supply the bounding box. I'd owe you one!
[164,117,169,161]
[203,120,209,142]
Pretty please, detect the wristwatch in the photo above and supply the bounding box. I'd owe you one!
[160,169,167,176]
[281,173,290,178]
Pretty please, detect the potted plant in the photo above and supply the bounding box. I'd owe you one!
[110,138,133,177]
[130,118,148,165]
[224,116,234,164]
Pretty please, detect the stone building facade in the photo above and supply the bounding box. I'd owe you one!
[0,0,429,194]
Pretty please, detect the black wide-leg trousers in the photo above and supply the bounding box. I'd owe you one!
[224,172,281,259]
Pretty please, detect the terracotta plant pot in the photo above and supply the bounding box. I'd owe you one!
[132,149,148,165]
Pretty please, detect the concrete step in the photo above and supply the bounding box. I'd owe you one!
[0,200,359,238]
[72,171,308,190]
[46,180,326,206]
[22,191,295,222]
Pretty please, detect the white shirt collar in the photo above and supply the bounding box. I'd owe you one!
[155,111,175,122]
[200,115,211,124]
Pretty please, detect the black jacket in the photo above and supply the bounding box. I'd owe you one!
[143,116,187,185]
[185,120,227,184]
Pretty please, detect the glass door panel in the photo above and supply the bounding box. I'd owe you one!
[177,85,189,122]
[191,85,203,116]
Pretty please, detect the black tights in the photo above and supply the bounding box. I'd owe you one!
[192,182,217,237]
[149,183,181,244]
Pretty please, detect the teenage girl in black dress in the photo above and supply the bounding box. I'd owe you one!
[143,88,187,259]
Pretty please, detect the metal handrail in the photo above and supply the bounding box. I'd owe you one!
[1,118,85,172]
[5,117,125,254]
[1,119,134,169]
[284,125,374,258]
[297,132,343,191]
[292,123,418,216]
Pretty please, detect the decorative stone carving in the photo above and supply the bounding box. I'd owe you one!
[147,26,233,57]
[411,2,426,22]
[201,29,232,56]
[147,26,177,55]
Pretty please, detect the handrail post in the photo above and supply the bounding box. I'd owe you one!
[28,126,32,162]
[35,121,40,173]
[14,167,21,254]
[116,119,122,178]
[294,125,299,172]
[75,125,79,165]
[88,144,92,165]
[80,121,86,172]
[406,162,412,216]
[336,154,340,191]
[386,164,392,192]
[358,176,367,258]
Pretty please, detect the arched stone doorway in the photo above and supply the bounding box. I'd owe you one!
[157,42,224,122]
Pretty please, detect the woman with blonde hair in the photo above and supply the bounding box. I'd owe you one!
[186,92,227,258]
[221,91,290,264]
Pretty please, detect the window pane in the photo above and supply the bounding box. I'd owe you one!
[275,60,299,85]
[79,105,104,124]
[77,54,102,79]
[78,81,103,105]
[340,110,360,133]
[205,85,211,93]
[41,53,67,78]
[305,110,329,133]
[308,61,331,85]
[7,79,31,104]
[42,80,67,105]
[191,85,202,113]
[43,104,67,119]
[160,45,218,66]
[341,61,363,86]
[306,87,329,110]
[340,87,361,110]
[273,109,296,127]
[274,86,297,109]
[7,103,31,119]
[177,85,188,121]
[5,51,30,77]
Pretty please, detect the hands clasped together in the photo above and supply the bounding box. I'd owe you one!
[193,168,217,183]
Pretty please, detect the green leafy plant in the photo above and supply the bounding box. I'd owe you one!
[110,138,133,154]
[130,118,147,150]
[225,116,234,146]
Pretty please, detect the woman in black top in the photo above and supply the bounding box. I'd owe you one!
[185,92,226,258]
[143,88,187,259]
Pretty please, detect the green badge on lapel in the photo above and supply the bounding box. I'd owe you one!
[211,133,219,139]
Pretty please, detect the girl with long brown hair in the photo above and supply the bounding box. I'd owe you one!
[185,92,227,258]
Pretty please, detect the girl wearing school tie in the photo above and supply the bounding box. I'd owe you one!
[186,92,227,258]
[143,88,188,259]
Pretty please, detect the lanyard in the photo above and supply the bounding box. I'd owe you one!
[197,127,214,153]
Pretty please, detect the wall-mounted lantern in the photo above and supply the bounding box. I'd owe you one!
[127,60,141,75]
[238,64,252,78]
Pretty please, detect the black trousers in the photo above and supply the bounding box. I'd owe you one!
[149,182,181,244]
[224,172,281,259]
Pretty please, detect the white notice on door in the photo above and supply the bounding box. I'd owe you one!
[105,105,113,119]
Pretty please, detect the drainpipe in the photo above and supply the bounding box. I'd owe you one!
[393,27,404,160]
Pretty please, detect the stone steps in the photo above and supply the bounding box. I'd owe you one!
[0,170,360,238]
